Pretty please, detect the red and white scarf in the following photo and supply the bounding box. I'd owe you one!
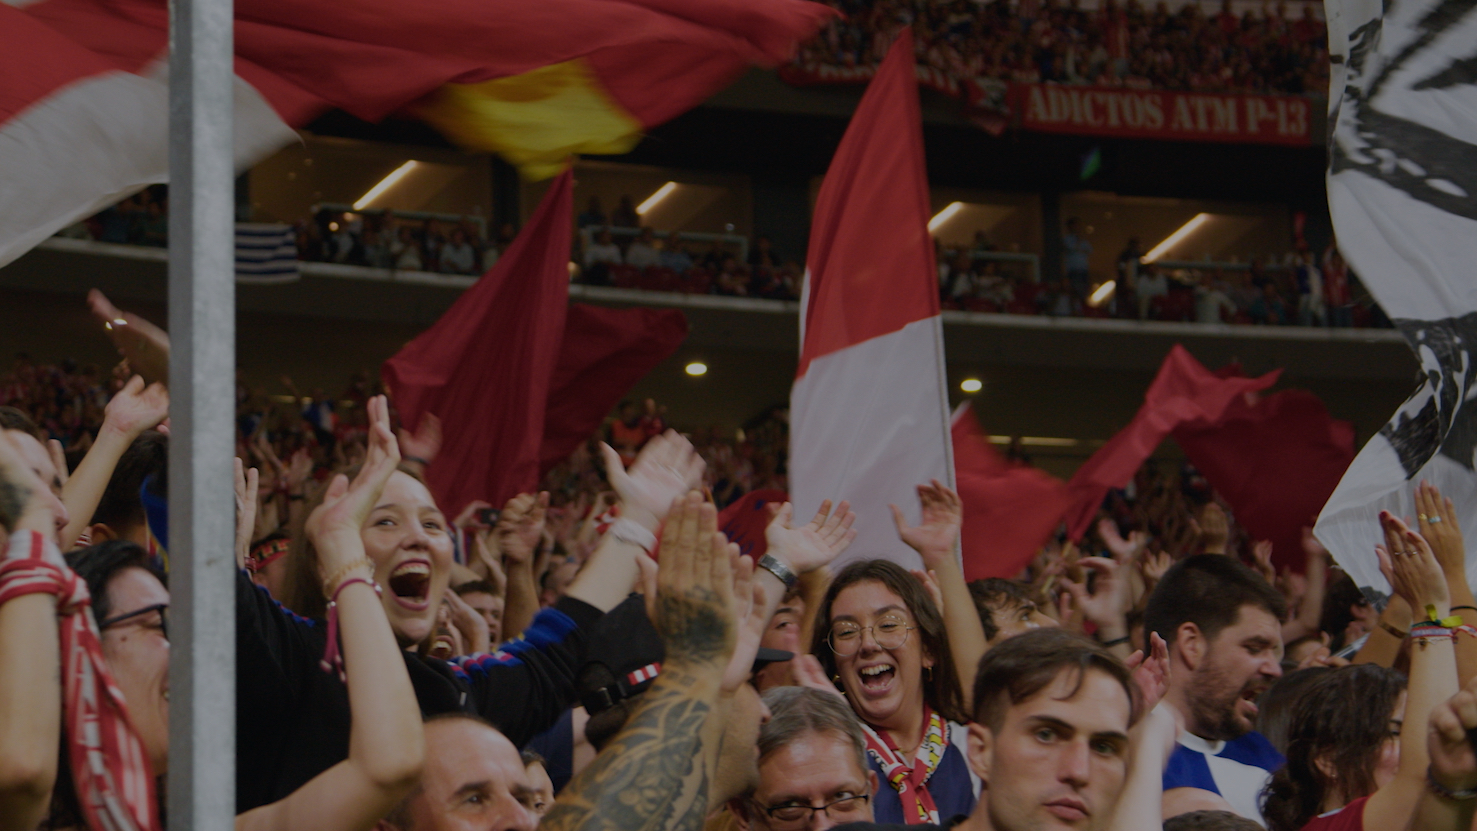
[0,530,161,831]
[861,706,949,825]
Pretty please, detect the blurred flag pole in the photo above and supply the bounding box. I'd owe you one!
[167,0,236,824]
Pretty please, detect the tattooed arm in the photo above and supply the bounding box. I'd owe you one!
[542,492,737,831]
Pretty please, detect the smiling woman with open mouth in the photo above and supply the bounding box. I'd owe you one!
[232,398,706,815]
[811,559,980,826]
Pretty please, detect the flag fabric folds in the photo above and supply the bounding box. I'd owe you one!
[1314,0,1477,592]
[0,0,833,269]
[383,171,573,518]
[1062,345,1280,540]
[789,29,954,570]
[1175,389,1355,572]
[951,404,1071,581]
[540,304,689,476]
[234,222,300,284]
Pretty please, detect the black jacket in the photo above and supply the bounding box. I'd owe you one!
[234,570,600,812]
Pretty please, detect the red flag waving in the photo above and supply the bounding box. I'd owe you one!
[383,171,573,517]
[1,0,834,266]
[1174,389,1355,571]
[952,404,1071,581]
[540,304,688,476]
[1062,345,1280,539]
[789,29,953,569]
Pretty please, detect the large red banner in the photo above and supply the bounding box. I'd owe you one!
[1015,84,1312,145]
[780,65,1313,145]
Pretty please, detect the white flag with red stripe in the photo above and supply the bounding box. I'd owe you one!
[789,29,953,570]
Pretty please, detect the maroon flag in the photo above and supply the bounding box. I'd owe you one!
[718,488,790,561]
[383,170,572,516]
[952,404,1071,580]
[790,29,953,568]
[1174,389,1355,571]
[540,304,688,475]
[1062,345,1280,539]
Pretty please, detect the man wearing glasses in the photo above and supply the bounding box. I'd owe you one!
[733,686,878,831]
[68,539,171,784]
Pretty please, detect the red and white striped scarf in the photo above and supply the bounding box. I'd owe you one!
[0,530,161,831]
[861,707,949,825]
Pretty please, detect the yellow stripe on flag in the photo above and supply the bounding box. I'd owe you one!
[416,58,643,180]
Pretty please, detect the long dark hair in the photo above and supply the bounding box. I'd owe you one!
[278,462,426,619]
[1260,664,1405,831]
[809,559,967,724]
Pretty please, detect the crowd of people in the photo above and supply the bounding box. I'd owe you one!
[3,289,1477,831]
[55,192,1384,329]
[942,227,1384,328]
[793,0,1330,96]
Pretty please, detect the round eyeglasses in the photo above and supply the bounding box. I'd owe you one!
[827,614,913,656]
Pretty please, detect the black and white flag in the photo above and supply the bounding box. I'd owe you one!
[1315,0,1477,591]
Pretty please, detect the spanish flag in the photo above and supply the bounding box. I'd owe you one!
[0,0,835,266]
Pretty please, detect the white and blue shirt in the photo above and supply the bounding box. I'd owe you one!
[1163,731,1284,826]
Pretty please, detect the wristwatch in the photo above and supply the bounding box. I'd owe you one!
[757,553,798,590]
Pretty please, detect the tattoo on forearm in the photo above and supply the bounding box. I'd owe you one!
[655,589,730,666]
[543,679,713,831]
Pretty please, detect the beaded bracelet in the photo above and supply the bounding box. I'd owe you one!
[321,557,375,600]
[319,576,383,681]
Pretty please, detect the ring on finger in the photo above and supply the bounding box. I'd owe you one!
[1430,516,1444,524]
[1419,514,1430,522]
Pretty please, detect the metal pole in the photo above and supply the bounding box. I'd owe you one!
[167,0,235,822]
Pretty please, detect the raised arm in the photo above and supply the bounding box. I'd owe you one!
[1363,511,1461,830]
[564,432,705,614]
[497,491,547,638]
[893,481,987,698]
[0,433,69,831]
[1280,529,1329,645]
[1408,675,1477,831]
[57,375,168,549]
[541,493,737,831]
[236,395,424,831]
[1415,482,1477,687]
[1062,556,1135,660]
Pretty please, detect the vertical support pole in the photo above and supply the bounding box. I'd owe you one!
[167,0,235,824]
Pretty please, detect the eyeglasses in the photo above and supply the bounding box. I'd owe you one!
[828,614,913,656]
[99,603,169,640]
[755,794,870,828]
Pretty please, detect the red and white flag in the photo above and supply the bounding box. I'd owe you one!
[789,29,952,570]
[0,0,833,268]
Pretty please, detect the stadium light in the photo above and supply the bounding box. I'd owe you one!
[1087,280,1116,307]
[928,201,964,232]
[960,378,983,393]
[353,161,418,210]
[685,361,708,377]
[637,182,678,215]
[1142,212,1209,263]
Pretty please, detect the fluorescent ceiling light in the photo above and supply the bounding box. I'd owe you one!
[1142,213,1210,263]
[928,202,964,232]
[353,161,418,210]
[685,361,708,377]
[1087,280,1116,307]
[637,182,678,215]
